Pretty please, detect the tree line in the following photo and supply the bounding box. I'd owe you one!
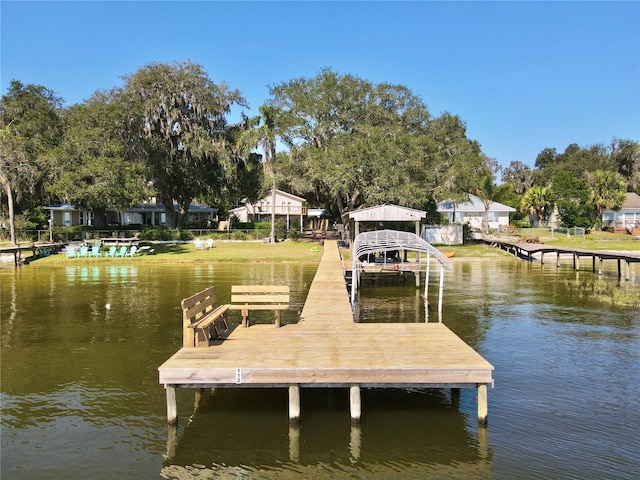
[1,60,638,241]
[502,140,639,228]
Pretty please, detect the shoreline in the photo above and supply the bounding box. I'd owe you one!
[1,238,638,267]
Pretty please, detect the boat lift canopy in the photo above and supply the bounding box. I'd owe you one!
[351,230,453,320]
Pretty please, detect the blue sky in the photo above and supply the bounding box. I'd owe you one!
[2,1,638,168]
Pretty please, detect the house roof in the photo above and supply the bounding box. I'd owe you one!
[437,194,516,213]
[251,189,306,203]
[347,204,427,222]
[621,192,640,210]
[44,202,217,213]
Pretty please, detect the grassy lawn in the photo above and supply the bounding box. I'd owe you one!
[12,240,325,266]
[3,229,637,268]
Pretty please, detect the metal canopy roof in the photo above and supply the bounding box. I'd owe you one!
[347,204,427,222]
[352,229,452,271]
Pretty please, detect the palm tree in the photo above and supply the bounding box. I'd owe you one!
[475,175,511,233]
[238,106,279,244]
[520,186,553,227]
[587,170,627,226]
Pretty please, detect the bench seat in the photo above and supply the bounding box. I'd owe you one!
[230,285,290,328]
[181,286,229,347]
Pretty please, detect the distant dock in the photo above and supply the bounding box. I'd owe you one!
[0,242,64,266]
[485,239,640,280]
[159,240,494,425]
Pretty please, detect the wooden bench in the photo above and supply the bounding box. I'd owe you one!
[181,286,229,347]
[230,285,290,328]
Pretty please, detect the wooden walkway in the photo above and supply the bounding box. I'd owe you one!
[159,241,494,425]
[485,239,640,280]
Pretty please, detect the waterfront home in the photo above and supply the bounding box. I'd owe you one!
[437,194,515,231]
[229,189,308,227]
[602,192,640,235]
[44,201,217,227]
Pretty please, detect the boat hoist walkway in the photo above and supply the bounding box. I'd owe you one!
[159,241,494,425]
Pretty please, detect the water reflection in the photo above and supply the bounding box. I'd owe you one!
[162,388,492,479]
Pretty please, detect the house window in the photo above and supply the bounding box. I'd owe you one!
[79,210,94,226]
[63,211,72,227]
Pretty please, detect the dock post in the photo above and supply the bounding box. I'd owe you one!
[289,384,300,424]
[350,384,361,424]
[617,259,621,278]
[424,252,431,309]
[477,383,488,425]
[438,265,444,323]
[166,385,178,425]
[350,264,357,305]
[598,257,603,275]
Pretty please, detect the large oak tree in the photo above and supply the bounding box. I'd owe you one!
[266,68,486,221]
[47,90,152,227]
[122,61,247,227]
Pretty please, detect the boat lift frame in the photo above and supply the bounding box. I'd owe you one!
[350,230,452,321]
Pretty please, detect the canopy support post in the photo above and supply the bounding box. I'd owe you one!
[438,265,444,322]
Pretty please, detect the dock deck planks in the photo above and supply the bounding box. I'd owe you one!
[159,241,494,422]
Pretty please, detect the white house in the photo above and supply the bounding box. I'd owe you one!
[602,192,640,235]
[229,190,308,228]
[44,201,217,227]
[437,194,515,231]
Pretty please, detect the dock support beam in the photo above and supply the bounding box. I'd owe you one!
[166,385,178,425]
[477,383,488,425]
[350,384,361,424]
[289,384,300,424]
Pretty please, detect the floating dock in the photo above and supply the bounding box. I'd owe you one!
[159,241,494,425]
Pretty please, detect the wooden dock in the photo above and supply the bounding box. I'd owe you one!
[159,240,494,425]
[0,242,64,266]
[486,239,640,280]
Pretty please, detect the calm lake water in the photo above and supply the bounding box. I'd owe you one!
[1,256,639,479]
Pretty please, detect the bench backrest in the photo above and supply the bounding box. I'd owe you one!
[181,286,217,347]
[231,285,290,307]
